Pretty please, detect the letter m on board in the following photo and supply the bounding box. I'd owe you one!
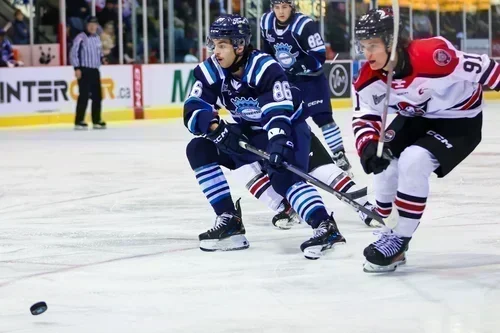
[171,69,195,103]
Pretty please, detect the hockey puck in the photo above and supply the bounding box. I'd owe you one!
[30,302,47,315]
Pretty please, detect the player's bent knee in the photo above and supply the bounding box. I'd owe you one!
[398,145,437,178]
[186,137,218,169]
[312,112,334,128]
[268,171,300,198]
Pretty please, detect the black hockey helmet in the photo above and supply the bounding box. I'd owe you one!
[355,8,397,51]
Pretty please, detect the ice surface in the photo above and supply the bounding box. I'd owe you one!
[1,105,500,333]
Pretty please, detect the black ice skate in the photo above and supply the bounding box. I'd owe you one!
[272,199,301,230]
[199,199,249,252]
[300,215,346,260]
[358,202,383,228]
[93,121,107,130]
[363,228,411,273]
[74,122,88,130]
[332,149,353,178]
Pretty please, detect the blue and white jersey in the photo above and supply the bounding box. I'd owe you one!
[260,12,326,81]
[183,50,303,136]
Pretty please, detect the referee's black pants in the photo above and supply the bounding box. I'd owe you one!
[75,68,102,124]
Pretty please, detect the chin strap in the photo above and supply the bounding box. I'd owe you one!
[382,52,391,69]
[380,48,409,79]
[229,45,253,74]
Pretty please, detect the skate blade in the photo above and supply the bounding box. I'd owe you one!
[363,257,407,273]
[303,241,346,260]
[274,215,301,230]
[368,220,384,228]
[200,234,249,252]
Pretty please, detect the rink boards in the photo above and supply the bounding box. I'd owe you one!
[0,62,499,127]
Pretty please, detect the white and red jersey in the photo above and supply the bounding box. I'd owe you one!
[352,37,500,155]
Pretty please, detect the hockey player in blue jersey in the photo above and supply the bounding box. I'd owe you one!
[184,14,346,259]
[260,0,353,175]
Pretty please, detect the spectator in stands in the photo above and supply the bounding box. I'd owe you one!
[101,22,117,63]
[0,29,22,67]
[98,0,119,28]
[183,47,198,63]
[12,10,29,45]
[68,0,90,37]
[413,13,433,39]
[68,0,90,19]
[86,0,106,13]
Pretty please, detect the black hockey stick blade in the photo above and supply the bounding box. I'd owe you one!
[239,141,385,225]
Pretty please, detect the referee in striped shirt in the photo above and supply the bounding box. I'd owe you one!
[70,16,107,130]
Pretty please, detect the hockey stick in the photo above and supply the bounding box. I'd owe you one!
[376,1,400,158]
[239,141,385,225]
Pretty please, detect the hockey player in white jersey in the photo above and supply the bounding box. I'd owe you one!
[352,8,499,272]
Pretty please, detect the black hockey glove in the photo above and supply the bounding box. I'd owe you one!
[360,140,394,175]
[286,62,307,75]
[266,128,295,169]
[206,120,248,155]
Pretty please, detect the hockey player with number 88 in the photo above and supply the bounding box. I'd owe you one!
[353,8,500,272]
[259,0,353,175]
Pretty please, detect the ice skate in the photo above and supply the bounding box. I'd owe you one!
[358,202,383,227]
[363,228,411,272]
[332,149,353,178]
[93,121,107,130]
[272,199,301,230]
[199,199,249,252]
[300,215,346,260]
[74,122,88,130]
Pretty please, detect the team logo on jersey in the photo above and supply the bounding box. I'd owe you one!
[384,129,396,142]
[231,79,242,91]
[274,43,299,68]
[433,49,452,66]
[264,30,275,43]
[391,99,431,117]
[372,93,386,105]
[230,97,262,121]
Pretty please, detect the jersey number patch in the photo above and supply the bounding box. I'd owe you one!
[273,81,293,101]
[463,54,482,74]
[189,80,203,98]
[308,33,324,48]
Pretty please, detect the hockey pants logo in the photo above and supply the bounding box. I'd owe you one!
[426,130,453,149]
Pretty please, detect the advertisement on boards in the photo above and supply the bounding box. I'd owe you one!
[323,60,352,99]
[0,65,132,116]
[142,64,197,110]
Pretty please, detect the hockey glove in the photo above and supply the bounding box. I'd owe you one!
[266,128,295,169]
[360,140,394,175]
[286,62,308,76]
[206,120,248,155]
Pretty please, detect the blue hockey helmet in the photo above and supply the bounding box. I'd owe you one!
[270,0,295,7]
[207,14,252,52]
[270,0,296,15]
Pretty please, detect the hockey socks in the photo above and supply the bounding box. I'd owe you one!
[321,122,344,153]
[286,182,329,228]
[194,163,235,215]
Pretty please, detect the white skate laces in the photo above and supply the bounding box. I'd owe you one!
[372,228,404,258]
[209,213,231,232]
[313,221,329,238]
